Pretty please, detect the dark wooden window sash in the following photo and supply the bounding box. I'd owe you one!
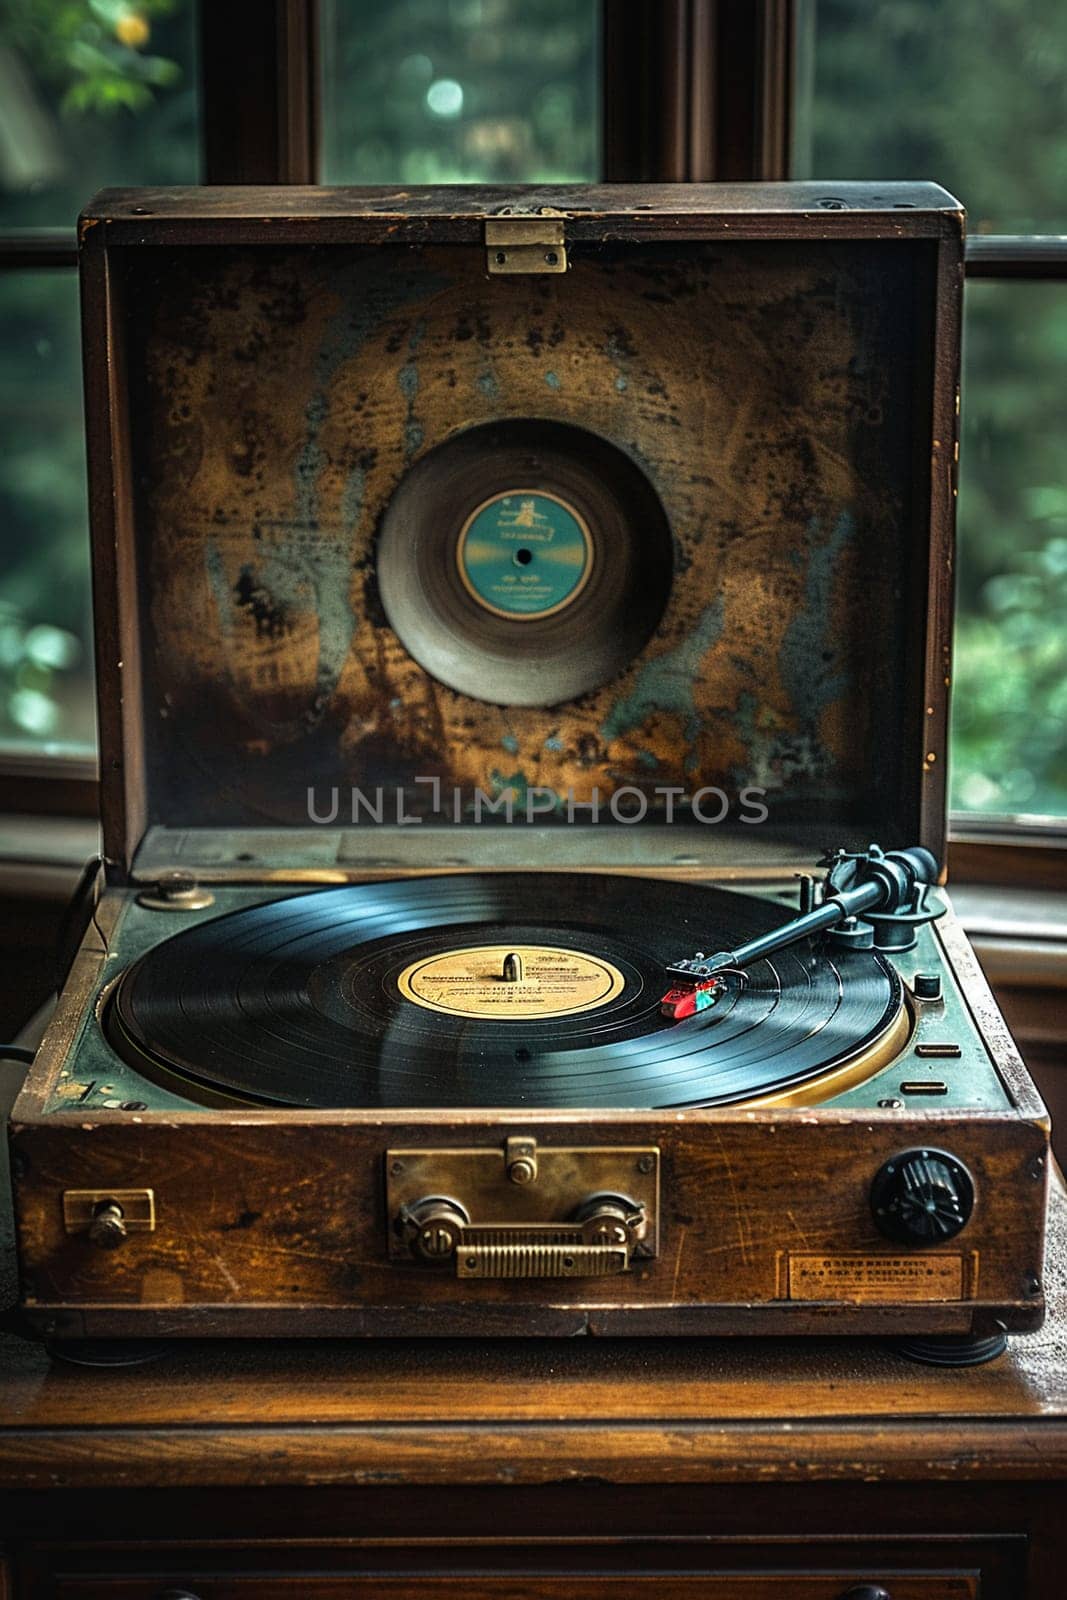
[199,0,318,185]
[602,0,793,182]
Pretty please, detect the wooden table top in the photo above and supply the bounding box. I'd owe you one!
[1,1179,1064,1492]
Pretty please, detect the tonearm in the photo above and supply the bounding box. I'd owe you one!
[660,844,942,1018]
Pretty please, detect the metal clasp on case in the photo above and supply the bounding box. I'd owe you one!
[387,1139,658,1278]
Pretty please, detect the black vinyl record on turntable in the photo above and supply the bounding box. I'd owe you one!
[106,869,911,1111]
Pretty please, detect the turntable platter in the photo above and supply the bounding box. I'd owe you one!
[108,873,907,1110]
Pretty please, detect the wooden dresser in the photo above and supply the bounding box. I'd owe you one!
[0,1182,1065,1598]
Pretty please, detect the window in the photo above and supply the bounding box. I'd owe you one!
[0,270,92,749]
[797,0,1067,233]
[955,280,1067,819]
[1,0,598,773]
[2,0,1064,846]
[797,0,1067,824]
[321,0,600,184]
[0,0,198,756]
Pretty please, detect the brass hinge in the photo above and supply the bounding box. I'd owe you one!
[485,216,567,275]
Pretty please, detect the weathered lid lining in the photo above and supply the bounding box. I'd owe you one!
[79,186,962,880]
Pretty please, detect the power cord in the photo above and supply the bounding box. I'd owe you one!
[0,1046,35,1065]
[55,852,106,991]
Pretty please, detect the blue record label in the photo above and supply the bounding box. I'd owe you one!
[456,489,593,619]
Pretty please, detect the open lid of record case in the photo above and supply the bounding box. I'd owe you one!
[78,183,964,884]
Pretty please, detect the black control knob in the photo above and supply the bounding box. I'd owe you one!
[870,1149,974,1244]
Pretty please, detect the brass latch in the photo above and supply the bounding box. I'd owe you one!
[387,1138,658,1279]
[485,216,567,275]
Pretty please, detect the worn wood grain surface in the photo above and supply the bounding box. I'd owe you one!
[13,1114,1047,1333]
[0,1175,1064,1489]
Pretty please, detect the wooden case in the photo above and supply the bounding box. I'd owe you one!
[9,184,1051,1343]
[74,182,962,880]
[9,881,1050,1339]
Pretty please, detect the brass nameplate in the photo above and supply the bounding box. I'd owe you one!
[788,1252,965,1303]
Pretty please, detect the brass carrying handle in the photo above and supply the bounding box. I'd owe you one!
[399,1195,645,1279]
[456,1241,630,1279]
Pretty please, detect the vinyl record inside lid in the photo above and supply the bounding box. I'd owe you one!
[375,419,674,706]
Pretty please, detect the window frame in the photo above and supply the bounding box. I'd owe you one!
[0,0,318,816]
[1,0,1064,884]
[949,236,1067,871]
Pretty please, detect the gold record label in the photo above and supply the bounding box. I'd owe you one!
[397,943,625,1020]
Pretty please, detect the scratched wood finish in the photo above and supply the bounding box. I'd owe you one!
[77,184,962,875]
[12,1111,1046,1338]
[1,1183,1065,1586]
[0,1183,1066,1600]
[10,891,1050,1340]
[33,1575,982,1599]
[82,181,963,234]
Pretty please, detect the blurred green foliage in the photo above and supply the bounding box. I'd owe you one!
[0,0,195,229]
[806,0,1067,817]
[0,0,196,748]
[953,282,1067,813]
[2,0,181,121]
[0,272,91,744]
[320,0,598,184]
[806,0,1067,233]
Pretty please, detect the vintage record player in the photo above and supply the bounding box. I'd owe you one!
[9,183,1050,1362]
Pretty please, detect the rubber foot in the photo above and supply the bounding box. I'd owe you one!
[44,1338,174,1368]
[891,1332,1008,1368]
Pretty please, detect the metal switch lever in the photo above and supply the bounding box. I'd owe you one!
[87,1202,127,1249]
